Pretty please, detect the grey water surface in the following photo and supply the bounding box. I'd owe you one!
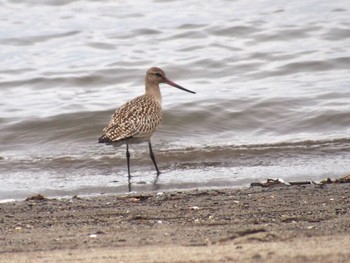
[0,0,349,200]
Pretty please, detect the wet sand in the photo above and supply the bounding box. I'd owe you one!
[1,183,350,262]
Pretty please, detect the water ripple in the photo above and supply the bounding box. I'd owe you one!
[1,0,350,198]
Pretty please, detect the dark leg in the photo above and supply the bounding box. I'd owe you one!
[148,141,160,175]
[126,144,131,180]
[128,179,131,192]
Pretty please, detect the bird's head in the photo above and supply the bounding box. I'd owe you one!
[146,67,195,94]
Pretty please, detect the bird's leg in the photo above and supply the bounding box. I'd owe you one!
[128,179,131,192]
[126,144,131,180]
[148,141,160,175]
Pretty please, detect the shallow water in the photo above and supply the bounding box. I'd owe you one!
[0,0,349,200]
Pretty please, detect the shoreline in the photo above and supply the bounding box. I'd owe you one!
[1,183,350,262]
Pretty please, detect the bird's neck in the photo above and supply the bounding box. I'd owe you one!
[145,83,162,104]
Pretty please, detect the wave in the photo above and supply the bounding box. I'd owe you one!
[2,136,349,170]
[1,95,350,149]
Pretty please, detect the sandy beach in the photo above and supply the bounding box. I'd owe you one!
[1,182,350,262]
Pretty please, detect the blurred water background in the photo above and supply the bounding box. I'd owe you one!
[0,0,349,200]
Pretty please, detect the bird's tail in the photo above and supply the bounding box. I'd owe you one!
[98,135,112,144]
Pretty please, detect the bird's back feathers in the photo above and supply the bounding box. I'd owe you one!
[99,94,162,145]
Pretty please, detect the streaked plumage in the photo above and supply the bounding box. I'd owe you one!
[98,95,162,146]
[98,67,195,179]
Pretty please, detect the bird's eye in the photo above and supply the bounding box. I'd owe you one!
[155,73,162,77]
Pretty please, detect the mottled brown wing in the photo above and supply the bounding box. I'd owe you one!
[101,95,162,142]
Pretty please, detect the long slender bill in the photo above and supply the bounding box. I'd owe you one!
[164,78,196,94]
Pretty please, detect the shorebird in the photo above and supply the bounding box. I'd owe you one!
[98,67,195,180]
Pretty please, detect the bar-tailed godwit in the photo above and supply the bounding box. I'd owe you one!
[98,67,195,180]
